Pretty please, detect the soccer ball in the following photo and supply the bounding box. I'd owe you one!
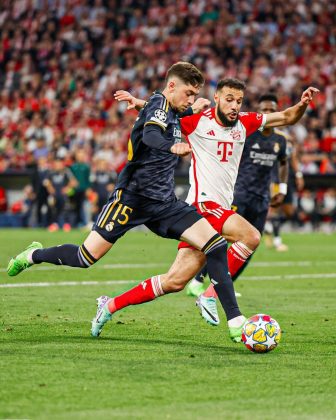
[242,314,281,353]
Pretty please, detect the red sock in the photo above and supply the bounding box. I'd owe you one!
[203,242,253,298]
[228,241,253,278]
[108,276,164,313]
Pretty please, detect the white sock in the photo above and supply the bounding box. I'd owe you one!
[228,315,246,328]
[190,278,203,286]
[27,250,35,264]
[273,236,282,247]
[264,221,273,235]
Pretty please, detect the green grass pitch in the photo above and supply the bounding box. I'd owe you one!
[0,229,335,419]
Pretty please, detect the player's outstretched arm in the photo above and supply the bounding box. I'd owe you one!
[264,87,320,128]
[115,90,210,115]
[114,90,146,111]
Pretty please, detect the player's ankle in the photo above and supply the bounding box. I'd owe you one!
[27,250,35,264]
[190,278,203,286]
[107,298,116,314]
[228,315,246,328]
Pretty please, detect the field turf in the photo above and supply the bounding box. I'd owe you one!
[0,229,335,419]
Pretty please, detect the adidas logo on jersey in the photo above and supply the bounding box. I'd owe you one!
[252,143,260,149]
[207,130,215,136]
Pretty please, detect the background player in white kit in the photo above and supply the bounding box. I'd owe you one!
[93,79,318,338]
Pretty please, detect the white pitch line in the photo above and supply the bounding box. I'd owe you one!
[1,273,336,288]
[1,260,336,273]
[0,263,165,273]
[242,273,336,281]
[0,279,137,288]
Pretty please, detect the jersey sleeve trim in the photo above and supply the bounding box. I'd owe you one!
[144,120,167,130]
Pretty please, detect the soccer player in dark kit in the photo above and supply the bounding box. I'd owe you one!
[7,62,246,342]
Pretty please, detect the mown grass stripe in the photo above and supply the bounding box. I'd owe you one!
[1,273,336,288]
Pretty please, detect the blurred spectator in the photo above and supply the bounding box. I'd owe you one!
[0,0,336,234]
[44,157,78,232]
[89,158,117,221]
[21,185,36,227]
[297,189,320,230]
[70,149,91,226]
[300,131,327,174]
[0,185,7,212]
[0,0,334,180]
[317,188,336,228]
[32,156,51,227]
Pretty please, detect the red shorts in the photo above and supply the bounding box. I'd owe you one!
[178,201,235,250]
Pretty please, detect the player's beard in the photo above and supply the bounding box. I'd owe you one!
[217,106,238,127]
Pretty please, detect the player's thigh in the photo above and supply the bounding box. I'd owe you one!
[161,248,206,292]
[180,217,219,250]
[222,213,260,249]
[83,230,113,260]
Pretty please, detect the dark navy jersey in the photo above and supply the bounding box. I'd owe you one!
[234,129,287,200]
[47,169,74,196]
[116,91,182,201]
[90,170,117,199]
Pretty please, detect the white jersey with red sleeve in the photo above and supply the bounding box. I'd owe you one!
[180,108,266,208]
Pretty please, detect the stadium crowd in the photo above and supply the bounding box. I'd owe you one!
[0,0,335,229]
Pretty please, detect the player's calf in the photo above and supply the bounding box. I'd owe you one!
[32,244,97,268]
[203,234,241,320]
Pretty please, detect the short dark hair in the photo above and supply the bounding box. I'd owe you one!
[216,78,246,92]
[166,62,204,88]
[258,93,278,104]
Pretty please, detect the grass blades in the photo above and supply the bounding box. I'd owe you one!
[0,229,336,419]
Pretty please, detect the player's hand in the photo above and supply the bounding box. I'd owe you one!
[192,98,211,114]
[270,193,285,207]
[300,87,320,105]
[170,143,192,156]
[114,90,142,110]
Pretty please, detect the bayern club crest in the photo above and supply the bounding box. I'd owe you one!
[231,130,241,140]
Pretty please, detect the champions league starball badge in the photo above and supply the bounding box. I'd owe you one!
[154,109,167,122]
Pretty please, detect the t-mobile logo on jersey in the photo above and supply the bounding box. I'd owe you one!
[217,141,233,162]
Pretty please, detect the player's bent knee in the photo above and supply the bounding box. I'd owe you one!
[77,244,98,268]
[244,228,261,250]
[251,230,261,248]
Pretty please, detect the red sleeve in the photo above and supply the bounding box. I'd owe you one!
[239,112,266,137]
[180,113,203,136]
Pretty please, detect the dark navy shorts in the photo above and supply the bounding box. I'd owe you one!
[232,192,269,234]
[93,189,202,243]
